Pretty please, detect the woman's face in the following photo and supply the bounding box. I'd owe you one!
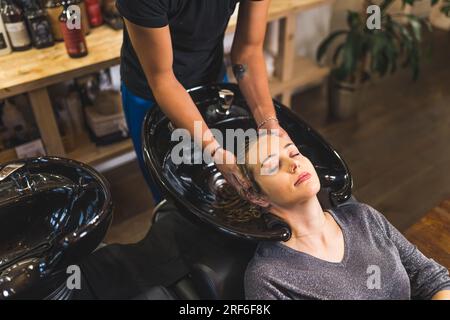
[246,134,321,208]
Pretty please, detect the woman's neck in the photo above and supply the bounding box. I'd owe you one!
[270,197,345,263]
[271,196,328,245]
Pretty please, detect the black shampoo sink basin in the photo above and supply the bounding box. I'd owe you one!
[143,84,352,241]
[0,157,113,299]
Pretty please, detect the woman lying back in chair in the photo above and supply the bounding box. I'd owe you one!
[235,131,450,300]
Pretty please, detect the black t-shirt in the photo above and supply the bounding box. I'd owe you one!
[116,0,242,100]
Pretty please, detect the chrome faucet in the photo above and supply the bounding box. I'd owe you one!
[0,162,75,200]
[217,89,234,114]
[0,162,32,200]
[0,163,25,182]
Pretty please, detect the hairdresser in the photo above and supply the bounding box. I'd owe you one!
[117,0,291,202]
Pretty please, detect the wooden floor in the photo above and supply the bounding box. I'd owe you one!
[102,160,154,244]
[104,29,450,244]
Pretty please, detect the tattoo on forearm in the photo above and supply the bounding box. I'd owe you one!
[232,64,248,81]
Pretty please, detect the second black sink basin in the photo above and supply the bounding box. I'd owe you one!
[0,157,113,299]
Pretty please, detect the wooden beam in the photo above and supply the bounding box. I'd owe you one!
[281,90,293,106]
[277,14,296,82]
[28,88,66,156]
[276,13,296,107]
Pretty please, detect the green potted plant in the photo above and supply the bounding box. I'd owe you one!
[317,0,439,119]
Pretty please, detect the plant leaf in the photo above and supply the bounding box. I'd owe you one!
[332,43,345,65]
[316,30,348,62]
[406,15,423,42]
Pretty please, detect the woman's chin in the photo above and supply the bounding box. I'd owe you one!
[294,179,320,195]
[275,187,319,207]
[264,180,321,207]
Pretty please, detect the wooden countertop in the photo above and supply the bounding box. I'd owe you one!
[0,0,333,100]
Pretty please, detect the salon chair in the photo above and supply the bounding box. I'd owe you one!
[138,83,353,300]
[0,157,113,300]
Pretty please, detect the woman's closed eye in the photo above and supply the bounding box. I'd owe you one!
[279,153,299,169]
[289,147,302,158]
[262,150,301,174]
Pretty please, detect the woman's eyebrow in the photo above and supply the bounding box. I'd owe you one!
[260,143,295,167]
[284,143,294,149]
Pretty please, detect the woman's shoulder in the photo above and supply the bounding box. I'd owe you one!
[329,201,386,229]
[332,200,370,211]
[244,242,284,278]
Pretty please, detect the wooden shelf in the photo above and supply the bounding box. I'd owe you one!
[0,26,122,100]
[0,135,133,166]
[66,133,133,166]
[269,56,330,96]
[0,148,17,164]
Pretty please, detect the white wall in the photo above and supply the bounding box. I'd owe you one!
[295,4,333,60]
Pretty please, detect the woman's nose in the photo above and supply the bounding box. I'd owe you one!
[290,162,298,173]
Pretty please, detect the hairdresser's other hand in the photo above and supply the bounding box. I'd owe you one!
[258,120,292,143]
[213,147,253,199]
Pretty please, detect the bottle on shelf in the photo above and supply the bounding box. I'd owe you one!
[59,0,88,58]
[0,12,12,56]
[45,0,63,41]
[1,0,32,51]
[102,0,123,30]
[23,0,54,49]
[84,0,102,27]
[71,0,90,36]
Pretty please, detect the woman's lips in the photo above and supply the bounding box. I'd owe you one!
[294,172,311,186]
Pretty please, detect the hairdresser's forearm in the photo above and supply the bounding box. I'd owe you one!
[231,0,275,126]
[231,46,276,125]
[151,74,219,151]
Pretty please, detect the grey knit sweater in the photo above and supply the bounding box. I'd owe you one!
[245,202,450,300]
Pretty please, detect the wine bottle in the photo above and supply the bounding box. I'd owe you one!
[0,13,12,55]
[1,0,32,51]
[23,0,54,49]
[71,0,90,35]
[60,0,87,58]
[45,0,63,41]
[85,0,102,27]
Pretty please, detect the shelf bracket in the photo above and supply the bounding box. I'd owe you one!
[28,88,66,157]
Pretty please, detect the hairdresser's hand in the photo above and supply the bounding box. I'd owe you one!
[213,147,253,199]
[259,120,292,143]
